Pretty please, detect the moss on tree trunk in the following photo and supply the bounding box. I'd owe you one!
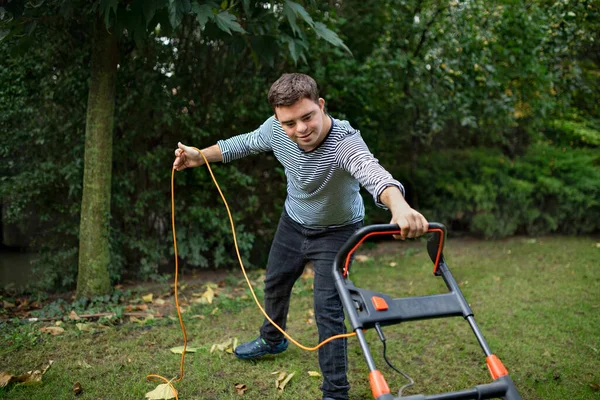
[76,18,118,298]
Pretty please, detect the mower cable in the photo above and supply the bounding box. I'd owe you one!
[375,323,415,397]
[148,148,358,398]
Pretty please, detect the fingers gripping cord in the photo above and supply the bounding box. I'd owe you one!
[148,148,357,398]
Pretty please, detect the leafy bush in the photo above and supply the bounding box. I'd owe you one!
[413,144,600,237]
[546,119,600,147]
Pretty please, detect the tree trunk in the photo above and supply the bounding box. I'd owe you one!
[76,18,118,298]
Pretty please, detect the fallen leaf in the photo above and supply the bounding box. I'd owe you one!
[210,307,219,315]
[76,323,94,332]
[76,360,92,369]
[55,321,63,326]
[191,315,205,319]
[169,346,199,354]
[17,370,43,385]
[211,338,234,353]
[3,301,15,309]
[234,383,248,395]
[154,299,166,306]
[69,311,81,320]
[389,262,397,267]
[39,326,65,336]
[274,371,286,388]
[194,287,215,304]
[142,294,154,303]
[41,360,54,375]
[145,383,177,399]
[595,243,600,248]
[355,255,370,263]
[590,382,600,391]
[0,360,54,388]
[73,381,83,395]
[307,371,321,377]
[277,372,295,391]
[0,372,18,388]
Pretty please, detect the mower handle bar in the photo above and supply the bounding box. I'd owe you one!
[333,222,447,277]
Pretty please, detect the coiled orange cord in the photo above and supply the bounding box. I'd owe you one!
[147,148,356,398]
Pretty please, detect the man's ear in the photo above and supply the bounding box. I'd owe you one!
[318,98,325,110]
[273,112,278,121]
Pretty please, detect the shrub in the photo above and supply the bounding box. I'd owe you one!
[412,144,600,237]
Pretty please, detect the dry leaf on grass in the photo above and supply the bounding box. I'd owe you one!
[192,287,215,304]
[39,326,64,336]
[76,360,92,369]
[142,294,154,303]
[0,360,54,388]
[69,311,81,320]
[277,372,295,391]
[76,323,94,332]
[145,383,177,399]
[0,372,17,388]
[210,338,237,354]
[154,298,166,306]
[234,383,248,395]
[169,346,199,354]
[3,301,15,308]
[307,371,321,377]
[73,381,83,395]
[354,255,371,263]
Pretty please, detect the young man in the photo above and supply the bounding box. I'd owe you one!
[173,73,428,400]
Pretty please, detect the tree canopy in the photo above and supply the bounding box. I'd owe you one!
[1,0,598,293]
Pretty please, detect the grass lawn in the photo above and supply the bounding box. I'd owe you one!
[1,235,599,400]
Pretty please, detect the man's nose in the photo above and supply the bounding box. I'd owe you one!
[296,121,307,133]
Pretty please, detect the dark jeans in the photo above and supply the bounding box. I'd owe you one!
[259,210,362,400]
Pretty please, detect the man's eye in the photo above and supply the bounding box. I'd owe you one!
[302,115,312,121]
[285,123,295,128]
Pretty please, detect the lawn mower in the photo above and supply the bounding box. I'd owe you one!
[333,222,522,400]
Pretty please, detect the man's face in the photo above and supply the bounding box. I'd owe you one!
[275,97,329,151]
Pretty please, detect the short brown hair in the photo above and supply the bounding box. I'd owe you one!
[268,73,319,109]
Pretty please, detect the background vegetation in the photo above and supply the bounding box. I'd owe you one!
[1,0,599,292]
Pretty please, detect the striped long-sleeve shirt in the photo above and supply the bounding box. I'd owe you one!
[217,116,404,227]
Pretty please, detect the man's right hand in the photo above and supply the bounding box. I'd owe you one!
[173,142,203,171]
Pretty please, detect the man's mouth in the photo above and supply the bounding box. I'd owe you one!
[297,132,312,140]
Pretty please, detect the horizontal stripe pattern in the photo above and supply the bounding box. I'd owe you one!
[218,116,404,227]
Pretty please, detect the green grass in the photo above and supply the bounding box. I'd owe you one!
[1,236,599,400]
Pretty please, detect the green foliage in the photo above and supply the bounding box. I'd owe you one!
[1,0,599,292]
[547,119,600,147]
[413,144,600,237]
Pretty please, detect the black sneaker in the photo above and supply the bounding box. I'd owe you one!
[234,336,288,360]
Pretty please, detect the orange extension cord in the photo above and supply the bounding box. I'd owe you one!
[147,149,356,399]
